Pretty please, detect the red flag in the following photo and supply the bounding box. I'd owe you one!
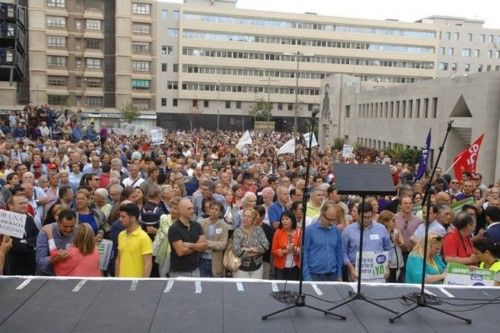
[453,134,485,181]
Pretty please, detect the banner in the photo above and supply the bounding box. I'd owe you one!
[355,251,389,282]
[445,262,495,286]
[236,131,252,150]
[277,138,295,155]
[449,197,475,215]
[453,133,485,181]
[414,129,431,181]
[342,144,353,158]
[303,132,318,148]
[150,128,165,145]
[98,239,113,271]
[0,209,26,239]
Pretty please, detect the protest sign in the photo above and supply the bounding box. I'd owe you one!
[98,239,113,271]
[150,128,165,145]
[355,251,389,282]
[0,209,26,239]
[444,262,495,286]
[342,144,352,158]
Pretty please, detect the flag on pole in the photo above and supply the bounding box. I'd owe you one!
[414,129,431,181]
[277,138,295,155]
[453,133,485,181]
[303,132,318,148]
[236,131,252,150]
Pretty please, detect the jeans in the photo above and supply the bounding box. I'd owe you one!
[199,258,213,278]
[310,272,338,282]
[170,268,200,278]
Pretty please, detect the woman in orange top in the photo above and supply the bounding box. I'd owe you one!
[272,211,302,280]
[46,223,102,277]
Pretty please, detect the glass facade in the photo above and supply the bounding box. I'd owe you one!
[182,13,436,39]
[183,31,435,55]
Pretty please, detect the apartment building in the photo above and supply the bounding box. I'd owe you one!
[156,0,438,131]
[419,16,500,77]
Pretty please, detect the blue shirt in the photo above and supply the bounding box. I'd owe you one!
[268,201,286,225]
[303,222,344,281]
[35,223,75,276]
[342,221,393,265]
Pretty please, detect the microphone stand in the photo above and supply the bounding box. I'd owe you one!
[389,121,471,324]
[262,110,346,321]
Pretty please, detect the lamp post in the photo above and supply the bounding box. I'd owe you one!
[217,81,221,131]
[283,51,313,137]
[259,77,279,130]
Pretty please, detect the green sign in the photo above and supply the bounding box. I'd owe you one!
[444,262,495,286]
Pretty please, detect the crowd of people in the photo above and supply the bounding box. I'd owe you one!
[0,104,499,288]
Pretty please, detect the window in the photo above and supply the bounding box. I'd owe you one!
[308,104,313,111]
[132,79,150,89]
[497,50,500,59]
[489,35,494,43]
[47,36,66,48]
[48,95,68,105]
[167,81,178,90]
[488,50,493,58]
[47,76,67,87]
[288,104,293,111]
[173,64,178,72]
[132,3,151,15]
[82,78,102,88]
[161,98,167,106]
[236,101,242,109]
[478,64,483,72]
[277,103,283,110]
[438,62,448,70]
[75,20,82,31]
[133,99,150,110]
[464,63,470,72]
[161,63,167,72]
[172,10,180,20]
[86,19,101,30]
[468,33,473,42]
[132,23,150,34]
[132,61,150,72]
[447,47,454,56]
[451,63,457,71]
[161,10,168,19]
[85,39,102,49]
[47,0,65,8]
[203,100,209,108]
[225,101,231,109]
[439,47,445,56]
[487,65,492,71]
[192,100,198,107]
[168,29,179,37]
[85,0,102,10]
[75,58,82,69]
[446,32,451,40]
[462,48,471,57]
[474,49,480,57]
[480,34,485,42]
[46,16,66,28]
[132,42,150,54]
[173,99,178,107]
[86,58,102,69]
[454,32,460,40]
[85,96,103,107]
[161,45,174,55]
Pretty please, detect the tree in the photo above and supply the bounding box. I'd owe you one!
[332,137,345,151]
[248,98,272,122]
[121,103,140,124]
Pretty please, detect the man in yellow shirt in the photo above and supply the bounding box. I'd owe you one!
[115,203,152,278]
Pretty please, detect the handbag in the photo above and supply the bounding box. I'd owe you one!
[223,239,241,272]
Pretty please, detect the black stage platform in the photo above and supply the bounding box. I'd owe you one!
[0,277,498,333]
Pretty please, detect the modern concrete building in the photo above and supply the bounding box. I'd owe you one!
[418,16,500,77]
[318,72,500,185]
[156,0,438,131]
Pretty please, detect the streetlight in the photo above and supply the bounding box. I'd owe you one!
[283,51,314,137]
[259,77,279,130]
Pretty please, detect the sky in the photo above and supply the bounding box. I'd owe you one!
[164,0,500,28]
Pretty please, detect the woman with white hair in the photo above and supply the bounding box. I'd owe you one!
[94,188,112,221]
[233,192,257,230]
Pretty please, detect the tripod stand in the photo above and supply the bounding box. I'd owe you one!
[327,164,397,315]
[262,110,345,321]
[389,121,471,324]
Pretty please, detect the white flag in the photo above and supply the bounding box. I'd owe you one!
[277,138,295,155]
[236,131,252,150]
[303,132,318,148]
